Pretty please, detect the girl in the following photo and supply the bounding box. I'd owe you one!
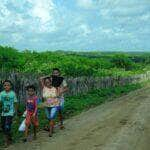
[0,80,18,146]
[23,85,39,142]
[40,77,60,137]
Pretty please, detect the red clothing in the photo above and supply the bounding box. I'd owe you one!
[25,96,38,127]
[25,113,38,127]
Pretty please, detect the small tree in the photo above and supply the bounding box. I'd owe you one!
[111,54,134,70]
[0,46,23,71]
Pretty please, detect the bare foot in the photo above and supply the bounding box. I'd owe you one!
[60,125,65,130]
[49,132,52,137]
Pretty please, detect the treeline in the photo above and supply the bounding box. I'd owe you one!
[0,45,150,77]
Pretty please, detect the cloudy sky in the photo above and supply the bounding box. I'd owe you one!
[0,0,150,51]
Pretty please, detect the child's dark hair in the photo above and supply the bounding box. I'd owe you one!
[26,85,36,91]
[3,80,13,86]
[52,68,60,72]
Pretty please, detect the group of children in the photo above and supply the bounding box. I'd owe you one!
[0,68,68,146]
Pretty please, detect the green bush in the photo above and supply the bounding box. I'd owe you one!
[1,45,150,77]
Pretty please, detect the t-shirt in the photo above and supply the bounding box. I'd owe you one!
[26,96,38,115]
[61,80,67,87]
[0,90,18,116]
[59,79,68,98]
[42,86,60,107]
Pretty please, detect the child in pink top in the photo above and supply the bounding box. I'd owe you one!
[40,77,60,137]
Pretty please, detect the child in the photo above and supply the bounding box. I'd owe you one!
[23,85,39,142]
[40,77,60,137]
[0,80,18,146]
[52,68,68,129]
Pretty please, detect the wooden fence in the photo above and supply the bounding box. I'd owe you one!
[0,71,150,103]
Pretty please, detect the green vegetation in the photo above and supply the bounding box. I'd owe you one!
[0,46,150,77]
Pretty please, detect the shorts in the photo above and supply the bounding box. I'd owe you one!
[25,112,39,127]
[45,107,57,120]
[57,98,64,111]
[1,116,13,135]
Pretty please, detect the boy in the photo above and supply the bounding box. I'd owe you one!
[52,68,68,129]
[0,80,18,146]
[24,85,39,142]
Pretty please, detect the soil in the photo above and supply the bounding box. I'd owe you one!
[7,85,150,150]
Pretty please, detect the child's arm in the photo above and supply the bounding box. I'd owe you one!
[33,107,37,117]
[60,80,69,94]
[13,92,20,116]
[56,87,61,97]
[61,86,68,94]
[39,76,46,89]
[33,98,38,117]
[57,86,68,96]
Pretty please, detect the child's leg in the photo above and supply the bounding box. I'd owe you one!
[24,125,29,141]
[58,98,64,129]
[33,126,37,139]
[1,116,6,133]
[49,107,57,137]
[24,114,31,142]
[32,116,38,139]
[44,108,50,131]
[2,116,13,146]
[58,109,64,129]
[6,116,13,141]
[49,119,54,137]
[1,116,8,146]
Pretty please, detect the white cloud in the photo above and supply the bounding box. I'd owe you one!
[79,24,91,36]
[0,0,59,44]
[0,2,10,30]
[27,0,58,33]
[0,2,10,16]
[76,0,97,9]
[100,27,113,34]
[140,13,150,21]
[11,33,24,43]
[14,15,25,26]
[29,0,54,23]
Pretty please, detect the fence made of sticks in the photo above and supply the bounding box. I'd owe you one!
[0,71,150,103]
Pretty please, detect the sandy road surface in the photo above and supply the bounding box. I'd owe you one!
[7,85,150,150]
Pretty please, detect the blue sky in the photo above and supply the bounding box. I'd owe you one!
[0,0,150,51]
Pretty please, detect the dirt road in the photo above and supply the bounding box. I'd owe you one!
[7,85,150,150]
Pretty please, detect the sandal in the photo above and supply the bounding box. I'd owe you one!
[22,138,27,142]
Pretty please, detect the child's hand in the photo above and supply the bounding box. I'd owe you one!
[39,77,43,81]
[32,113,36,119]
[57,87,63,96]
